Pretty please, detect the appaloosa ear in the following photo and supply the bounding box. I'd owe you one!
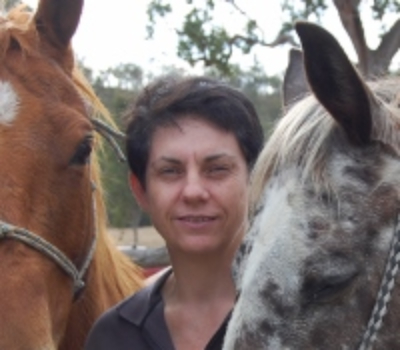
[282,48,310,110]
[34,0,83,51]
[295,21,374,146]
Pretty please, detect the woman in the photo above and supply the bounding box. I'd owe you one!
[85,75,264,350]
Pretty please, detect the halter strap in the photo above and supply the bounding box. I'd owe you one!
[0,221,96,299]
[90,118,126,162]
[0,177,98,301]
[358,213,400,350]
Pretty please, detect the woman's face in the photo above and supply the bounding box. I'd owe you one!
[134,117,250,257]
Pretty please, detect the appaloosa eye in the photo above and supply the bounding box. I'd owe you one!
[301,268,359,307]
[70,136,93,165]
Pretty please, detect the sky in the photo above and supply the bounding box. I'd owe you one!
[22,0,400,79]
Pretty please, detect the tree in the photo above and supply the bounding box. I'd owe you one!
[97,64,145,91]
[147,0,400,78]
[204,61,282,133]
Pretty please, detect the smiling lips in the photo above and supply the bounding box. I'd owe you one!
[177,215,217,223]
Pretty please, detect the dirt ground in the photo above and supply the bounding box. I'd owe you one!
[108,226,165,248]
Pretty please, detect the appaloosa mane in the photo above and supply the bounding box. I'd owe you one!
[0,1,143,349]
[223,22,400,349]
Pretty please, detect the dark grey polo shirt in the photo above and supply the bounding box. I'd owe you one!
[84,269,231,350]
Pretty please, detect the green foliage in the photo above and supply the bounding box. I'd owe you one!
[281,0,328,34]
[146,0,172,39]
[146,0,400,77]
[282,0,328,20]
[96,85,142,228]
[147,0,268,76]
[95,64,145,91]
[178,7,234,75]
[372,0,400,20]
[205,61,282,134]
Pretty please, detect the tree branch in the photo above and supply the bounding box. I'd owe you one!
[333,0,370,74]
[374,19,400,73]
[229,33,297,48]
[225,0,266,43]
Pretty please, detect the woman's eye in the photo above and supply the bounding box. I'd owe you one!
[161,167,177,174]
[158,167,182,178]
[161,168,176,174]
[70,137,93,166]
[207,165,230,176]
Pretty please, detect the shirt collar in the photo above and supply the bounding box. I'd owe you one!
[117,267,172,326]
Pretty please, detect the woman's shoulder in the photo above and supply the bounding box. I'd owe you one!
[117,266,172,324]
[85,267,173,350]
[84,301,142,350]
[85,267,175,350]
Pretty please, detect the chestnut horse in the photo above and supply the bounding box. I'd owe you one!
[0,1,143,349]
[224,22,400,349]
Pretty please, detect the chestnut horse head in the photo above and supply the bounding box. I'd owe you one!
[0,1,143,349]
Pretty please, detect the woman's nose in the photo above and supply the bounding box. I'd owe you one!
[181,171,209,203]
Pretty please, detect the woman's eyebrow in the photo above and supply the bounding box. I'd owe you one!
[204,153,235,162]
[149,157,181,167]
[149,154,236,168]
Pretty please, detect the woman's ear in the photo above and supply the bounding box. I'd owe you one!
[129,174,149,212]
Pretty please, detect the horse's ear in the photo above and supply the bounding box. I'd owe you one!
[282,48,310,110]
[34,0,83,50]
[295,21,374,146]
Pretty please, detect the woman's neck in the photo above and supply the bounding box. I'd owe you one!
[163,250,236,305]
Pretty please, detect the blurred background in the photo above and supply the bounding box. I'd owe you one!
[13,0,400,248]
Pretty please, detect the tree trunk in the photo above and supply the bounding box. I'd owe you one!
[333,0,400,79]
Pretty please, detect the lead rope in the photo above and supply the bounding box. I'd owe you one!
[358,213,400,350]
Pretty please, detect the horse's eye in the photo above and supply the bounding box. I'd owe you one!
[301,268,359,307]
[70,136,93,166]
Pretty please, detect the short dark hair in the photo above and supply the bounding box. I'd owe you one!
[125,75,264,186]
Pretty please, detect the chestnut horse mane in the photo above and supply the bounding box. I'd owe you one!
[72,68,143,297]
[249,78,400,214]
[0,5,143,345]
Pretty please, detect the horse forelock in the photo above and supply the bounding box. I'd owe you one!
[369,78,400,151]
[0,4,39,60]
[249,95,333,213]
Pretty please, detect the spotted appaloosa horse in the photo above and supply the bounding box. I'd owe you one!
[0,1,143,349]
[223,22,400,349]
